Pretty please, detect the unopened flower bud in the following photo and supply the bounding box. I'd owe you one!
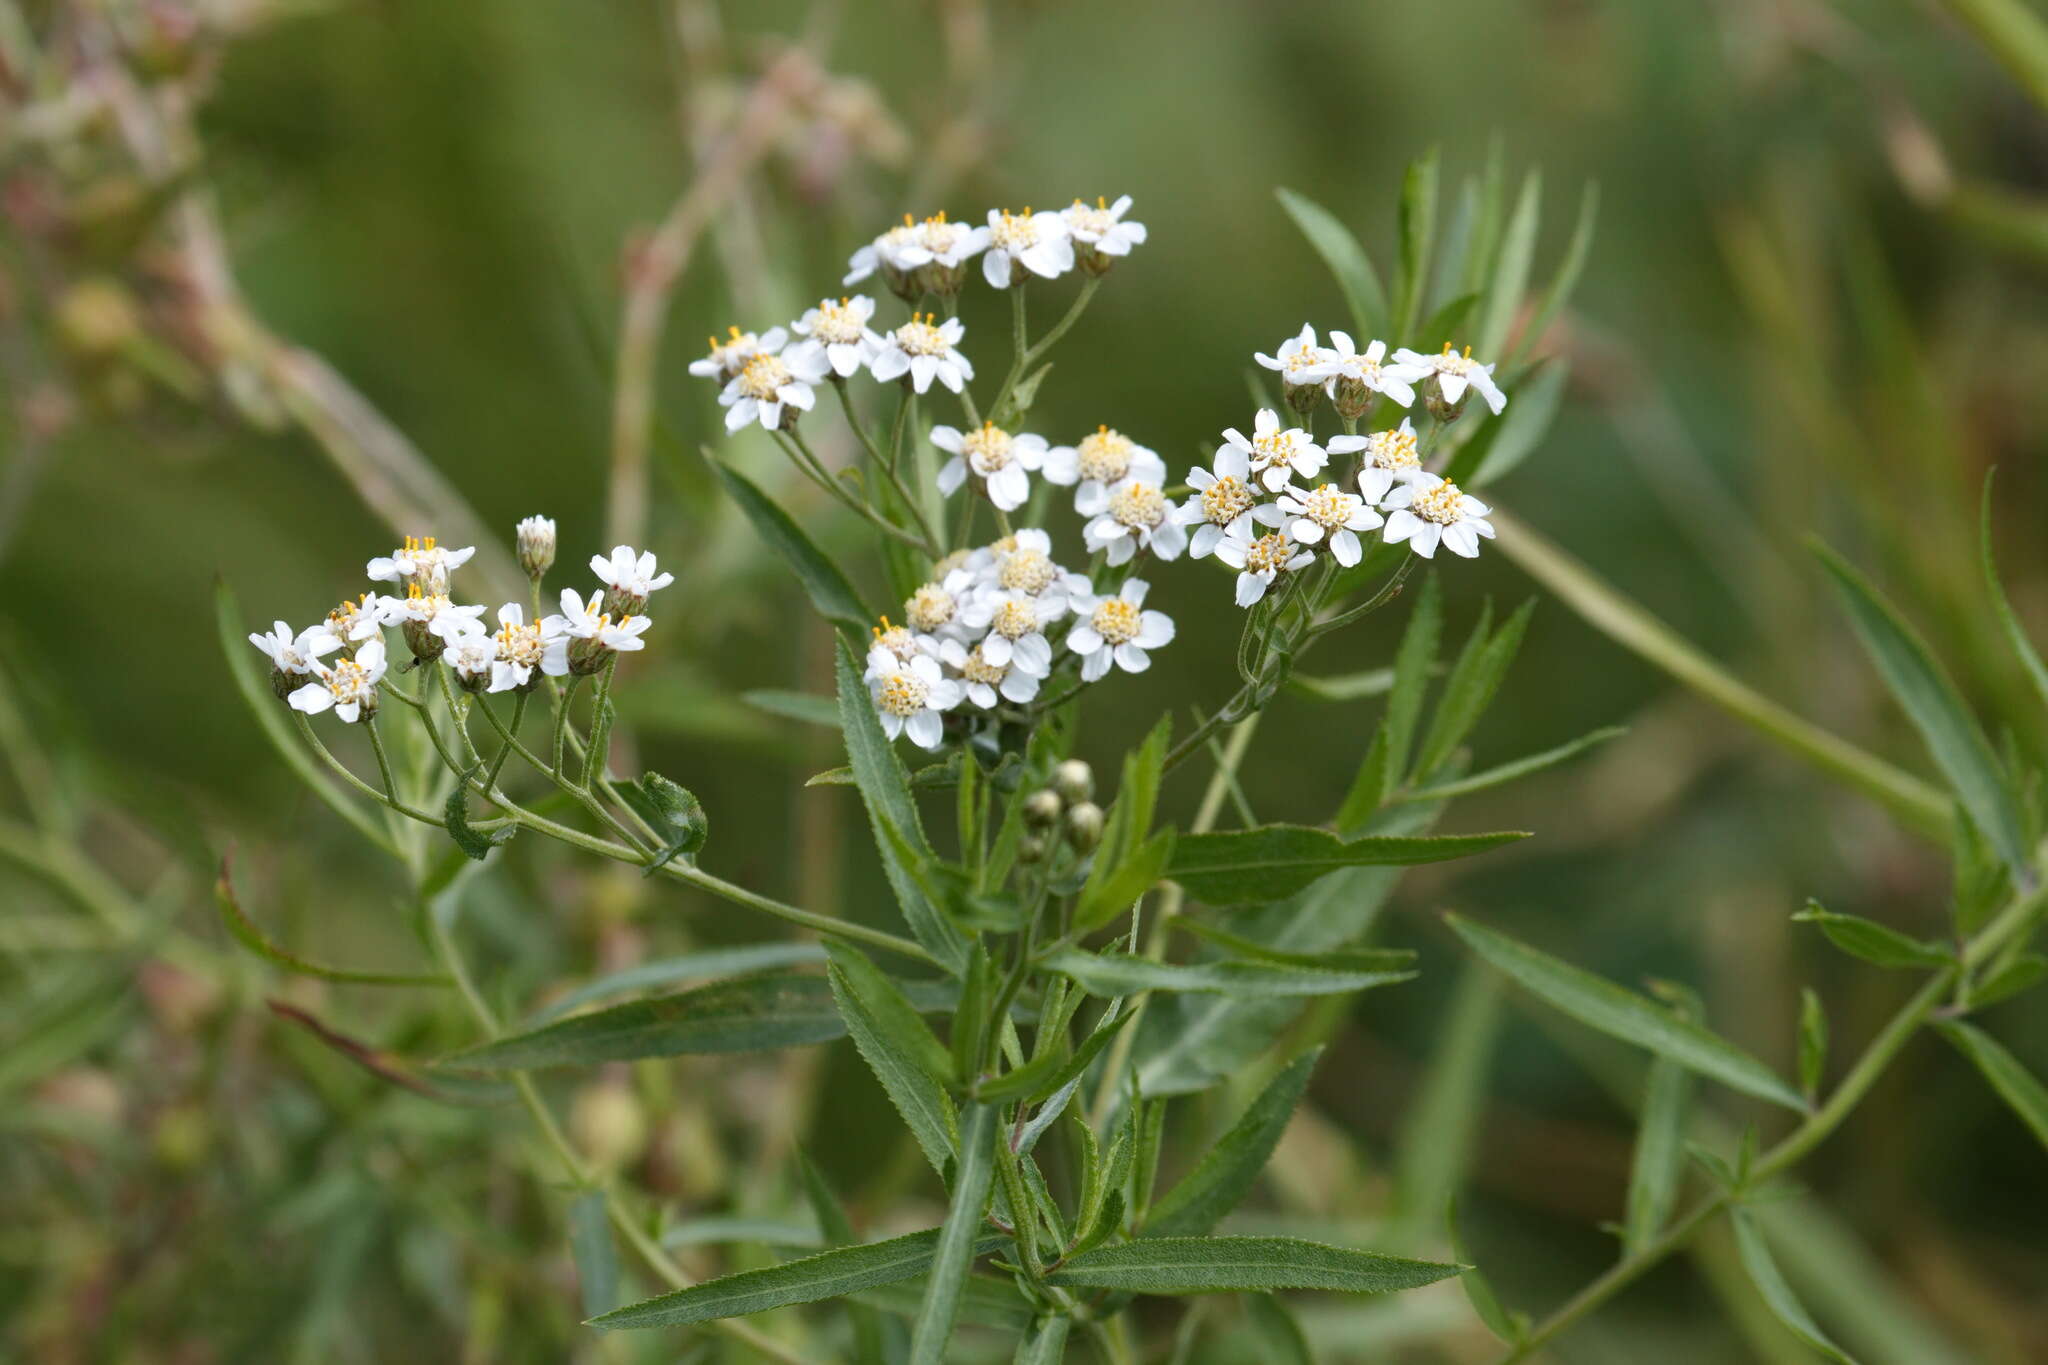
[1284,379,1322,422]
[401,616,445,664]
[1052,760,1094,805]
[1331,375,1374,423]
[1078,244,1117,277]
[568,635,613,676]
[914,260,967,297]
[1065,801,1105,852]
[1018,833,1048,864]
[517,515,556,579]
[1423,375,1469,424]
[1023,788,1064,828]
[54,277,141,363]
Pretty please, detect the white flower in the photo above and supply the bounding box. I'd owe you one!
[1215,525,1316,608]
[1277,482,1383,567]
[1083,477,1187,566]
[1060,195,1147,262]
[1043,425,1168,517]
[719,329,830,432]
[1380,472,1495,559]
[550,588,652,651]
[288,639,388,724]
[792,295,885,378]
[516,515,557,577]
[871,313,973,394]
[590,544,675,616]
[1172,445,1284,560]
[913,213,988,278]
[865,647,961,750]
[843,218,928,289]
[869,616,939,665]
[1391,343,1507,415]
[986,528,1071,599]
[688,326,765,381]
[982,207,1074,289]
[366,536,476,593]
[902,569,980,639]
[388,585,487,659]
[1221,409,1327,492]
[445,631,500,692]
[933,421,1047,512]
[488,603,569,692]
[324,593,398,646]
[1254,324,1337,390]
[1065,579,1175,681]
[940,637,1042,708]
[958,588,1063,676]
[1321,331,1424,408]
[248,620,338,678]
[1329,417,1426,502]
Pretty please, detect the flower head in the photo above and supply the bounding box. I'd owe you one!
[288,638,388,724]
[1215,525,1316,608]
[489,603,568,692]
[1321,331,1424,417]
[902,569,979,639]
[1083,477,1187,566]
[792,295,885,378]
[1222,408,1327,492]
[864,646,961,750]
[870,313,973,394]
[939,637,1042,708]
[325,592,397,648]
[445,631,500,693]
[688,325,764,382]
[367,535,476,594]
[590,545,675,617]
[988,528,1072,599]
[910,213,988,294]
[516,515,557,579]
[869,616,938,665]
[388,583,487,662]
[1380,472,1495,559]
[719,329,830,432]
[548,588,652,675]
[1043,425,1167,516]
[249,620,340,698]
[933,421,1048,512]
[1391,343,1507,417]
[1254,324,1337,389]
[1329,416,1425,502]
[1276,482,1383,567]
[843,217,929,294]
[958,588,1064,676]
[982,207,1074,289]
[1064,578,1175,681]
[1060,195,1147,274]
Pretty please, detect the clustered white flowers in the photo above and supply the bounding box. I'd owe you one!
[251,529,675,724]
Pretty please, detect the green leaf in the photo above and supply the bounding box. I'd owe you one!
[1073,831,1176,937]
[1045,1237,1458,1296]
[1731,1207,1857,1364]
[1447,1197,1522,1346]
[908,1103,1000,1365]
[1399,725,1622,803]
[1446,914,1807,1111]
[974,1004,1134,1105]
[1276,187,1389,341]
[569,1191,620,1320]
[443,777,514,862]
[1013,1314,1072,1365]
[1075,716,1172,931]
[1951,805,2011,938]
[742,688,844,728]
[1461,356,1570,488]
[1289,667,1393,704]
[1936,1020,2048,1151]
[831,959,959,1175]
[1145,1049,1320,1237]
[1384,573,1444,793]
[1982,473,2048,716]
[1168,825,1528,905]
[1798,988,1828,1102]
[1793,901,1954,970]
[797,1150,889,1365]
[1243,1293,1315,1365]
[528,944,826,1024]
[1967,953,2048,1010]
[1416,600,1534,778]
[591,1228,1007,1330]
[1624,1050,1693,1254]
[1476,169,1540,361]
[1394,148,1440,340]
[1413,294,1481,358]
[633,773,707,874]
[835,640,970,974]
[1515,180,1599,366]
[1046,950,1410,1000]
[711,453,870,630]
[215,855,449,988]
[1390,967,1500,1247]
[828,942,954,1087]
[1170,919,1416,974]
[1814,541,2031,882]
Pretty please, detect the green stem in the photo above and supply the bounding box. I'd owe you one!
[364,717,399,799]
[294,711,440,824]
[835,378,937,547]
[484,690,529,791]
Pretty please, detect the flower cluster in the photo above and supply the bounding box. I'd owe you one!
[864,528,1174,749]
[250,525,673,723]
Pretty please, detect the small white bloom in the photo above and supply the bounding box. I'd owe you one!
[933,421,1047,512]
[248,620,339,677]
[590,544,676,616]
[792,295,885,378]
[1391,343,1507,415]
[324,593,398,646]
[1172,445,1285,560]
[869,616,940,665]
[288,639,388,724]
[488,603,569,692]
[366,535,476,594]
[1329,417,1426,502]
[1064,579,1175,681]
[1083,477,1187,566]
[843,218,929,289]
[982,207,1074,289]
[1321,331,1425,408]
[987,528,1070,599]
[958,588,1063,676]
[865,646,962,750]
[870,313,973,394]
[547,588,652,676]
[387,584,487,658]
[1380,472,1496,559]
[1042,425,1168,517]
[688,326,764,382]
[939,637,1041,708]
[516,515,557,578]
[902,569,980,639]
[719,329,830,433]
[1221,408,1327,492]
[445,631,500,692]
[1060,194,1147,261]
[1277,482,1383,568]
[1214,525,1316,608]
[1254,324,1337,389]
[913,213,988,278]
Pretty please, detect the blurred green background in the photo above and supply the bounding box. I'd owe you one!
[4,0,2046,1360]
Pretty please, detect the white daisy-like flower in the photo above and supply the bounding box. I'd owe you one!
[1380,472,1496,559]
[367,536,476,594]
[869,616,939,665]
[590,544,675,617]
[1221,408,1327,492]
[1215,526,1316,608]
[987,528,1071,600]
[843,217,929,290]
[388,584,487,660]
[516,515,557,578]
[939,637,1041,708]
[324,593,398,647]
[1254,324,1337,390]
[688,326,764,382]
[1329,417,1426,502]
[1277,482,1383,567]
[488,603,569,693]
[1043,425,1168,517]
[719,331,830,433]
[1064,579,1175,681]
[1171,445,1285,561]
[288,638,388,724]
[1321,331,1424,409]
[870,313,973,394]
[1060,195,1147,267]
[248,620,339,680]
[1391,343,1508,415]
[792,295,885,378]
[912,212,988,289]
[902,569,980,639]
[1083,477,1187,566]
[982,207,1075,289]
[548,588,653,675]
[445,631,500,693]
[865,646,962,750]
[932,421,1047,512]
[958,588,1063,676]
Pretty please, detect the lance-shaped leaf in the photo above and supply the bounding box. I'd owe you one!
[908,1103,1000,1365]
[1044,949,1412,999]
[1014,1314,1072,1365]
[217,855,448,988]
[1624,1050,1693,1253]
[831,959,959,1174]
[1275,188,1389,340]
[1446,915,1807,1111]
[828,941,954,1086]
[527,943,827,1024]
[1400,725,1622,803]
[569,1192,620,1320]
[1144,1048,1320,1237]
[1731,1207,1857,1364]
[1981,472,2048,716]
[1814,541,2029,881]
[1074,716,1172,932]
[711,453,870,630]
[1045,1237,1458,1295]
[629,773,707,875]
[1937,1020,2048,1152]
[1168,825,1528,905]
[1417,599,1534,778]
[1793,902,1953,970]
[591,1228,1008,1330]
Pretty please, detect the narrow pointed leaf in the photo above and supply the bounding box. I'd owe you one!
[1276,188,1388,340]
[1045,950,1410,1000]
[1391,968,1500,1246]
[527,943,827,1024]
[828,941,954,1086]
[711,454,870,629]
[216,856,448,988]
[1168,825,1528,905]
[908,1103,1000,1365]
[569,1191,620,1320]
[1145,1049,1321,1237]
[1937,1020,2048,1151]
[1244,1293,1315,1364]
[1476,170,1541,360]
[1515,180,1599,366]
[1400,725,1622,803]
[1981,473,2048,713]
[1395,148,1440,339]
[1046,1237,1458,1295]
[1014,1314,1072,1364]
[1417,600,1534,777]
[1731,1207,1857,1364]
[831,961,959,1174]
[1624,1052,1692,1253]
[1462,356,1570,488]
[1793,902,1954,970]
[1170,918,1415,973]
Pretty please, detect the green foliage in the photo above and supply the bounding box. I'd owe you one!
[1275,187,1389,340]
[627,773,708,873]
[444,778,514,862]
[1793,901,1954,970]
[215,856,449,988]
[908,1103,1000,1365]
[1074,715,1172,932]
[1731,1207,1858,1364]
[710,453,871,631]
[1937,1021,2048,1152]
[1167,825,1528,905]
[1045,1237,1458,1295]
[567,1192,619,1320]
[829,956,960,1176]
[1144,1048,1320,1237]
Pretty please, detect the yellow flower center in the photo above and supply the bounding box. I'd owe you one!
[992,599,1038,640]
[998,548,1056,594]
[1298,483,1355,529]
[1251,429,1299,470]
[496,621,544,667]
[990,208,1040,251]
[1066,197,1114,235]
[919,214,966,255]
[1245,531,1295,576]
[961,646,1008,685]
[1199,474,1253,525]
[1075,425,1134,483]
[1436,342,1475,376]
[1365,427,1420,469]
[326,658,373,703]
[1109,482,1166,531]
[703,324,752,372]
[876,668,931,717]
[871,618,920,662]
[1091,598,1142,645]
[895,315,950,356]
[961,422,1014,472]
[1411,480,1468,525]
[906,583,955,632]
[737,351,792,400]
[810,297,865,344]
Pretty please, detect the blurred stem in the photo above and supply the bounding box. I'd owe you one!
[1491,510,1951,842]
[779,426,938,555]
[1940,0,2048,112]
